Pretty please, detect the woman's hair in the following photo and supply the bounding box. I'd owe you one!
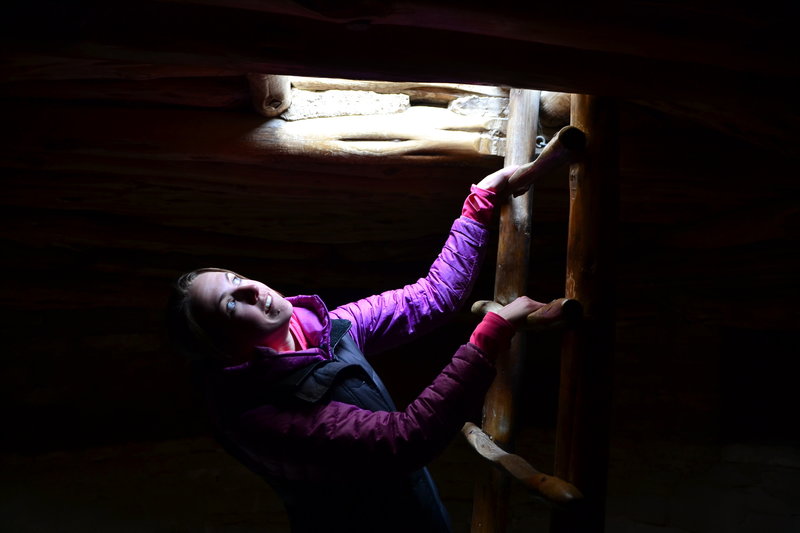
[166,267,241,365]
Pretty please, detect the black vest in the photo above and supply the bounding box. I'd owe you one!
[262,319,452,533]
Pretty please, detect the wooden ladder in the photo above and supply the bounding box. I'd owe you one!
[466,90,618,533]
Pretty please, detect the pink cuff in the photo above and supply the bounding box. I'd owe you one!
[469,312,516,360]
[461,185,498,226]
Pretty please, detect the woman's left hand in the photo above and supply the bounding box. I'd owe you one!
[475,165,520,195]
[494,296,546,329]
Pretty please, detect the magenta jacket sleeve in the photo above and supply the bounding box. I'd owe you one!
[232,342,496,481]
[330,187,497,356]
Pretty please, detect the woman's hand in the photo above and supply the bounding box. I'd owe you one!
[468,296,546,359]
[494,296,546,328]
[475,165,520,195]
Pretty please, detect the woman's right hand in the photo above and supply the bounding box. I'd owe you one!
[475,165,520,195]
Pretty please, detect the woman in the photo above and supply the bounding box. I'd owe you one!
[168,166,543,532]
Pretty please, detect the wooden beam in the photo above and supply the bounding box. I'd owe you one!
[551,94,619,533]
[264,106,504,156]
[540,92,571,133]
[290,77,509,105]
[246,74,291,117]
[463,422,583,504]
[471,88,539,533]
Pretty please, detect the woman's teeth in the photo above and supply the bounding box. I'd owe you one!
[264,293,273,314]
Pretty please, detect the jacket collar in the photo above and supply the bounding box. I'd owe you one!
[219,294,337,383]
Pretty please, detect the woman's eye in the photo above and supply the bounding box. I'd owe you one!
[226,300,237,313]
[232,276,242,286]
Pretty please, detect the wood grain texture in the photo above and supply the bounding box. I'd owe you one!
[551,94,619,533]
[463,422,582,504]
[471,88,539,533]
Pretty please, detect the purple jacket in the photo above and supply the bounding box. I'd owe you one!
[205,213,497,482]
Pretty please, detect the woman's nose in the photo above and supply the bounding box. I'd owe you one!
[232,283,259,304]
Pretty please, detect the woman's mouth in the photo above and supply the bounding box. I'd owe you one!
[264,293,273,314]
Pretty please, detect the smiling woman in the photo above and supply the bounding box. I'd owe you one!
[165,166,545,533]
[190,271,296,358]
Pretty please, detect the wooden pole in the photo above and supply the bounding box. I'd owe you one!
[471,88,539,533]
[551,94,619,533]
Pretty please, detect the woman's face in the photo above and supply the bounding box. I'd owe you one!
[188,271,293,354]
